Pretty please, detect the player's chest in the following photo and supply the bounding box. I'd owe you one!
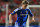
[18,10,28,14]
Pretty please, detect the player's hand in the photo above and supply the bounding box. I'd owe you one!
[31,20,35,22]
[29,20,35,23]
[9,23,12,26]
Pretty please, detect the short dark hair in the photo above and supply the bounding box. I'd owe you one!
[22,1,28,4]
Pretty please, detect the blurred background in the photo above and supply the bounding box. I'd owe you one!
[0,0,40,27]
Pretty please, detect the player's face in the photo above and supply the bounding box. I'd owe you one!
[22,4,28,9]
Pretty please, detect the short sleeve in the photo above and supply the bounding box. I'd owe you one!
[28,9,33,17]
[11,8,19,15]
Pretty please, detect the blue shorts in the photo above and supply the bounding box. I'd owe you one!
[15,22,26,27]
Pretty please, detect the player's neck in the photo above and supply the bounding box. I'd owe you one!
[22,8,26,9]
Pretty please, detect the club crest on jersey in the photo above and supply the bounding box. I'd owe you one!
[26,11,27,13]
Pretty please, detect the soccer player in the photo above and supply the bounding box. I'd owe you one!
[9,1,35,27]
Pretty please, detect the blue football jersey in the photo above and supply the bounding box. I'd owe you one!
[11,7,33,27]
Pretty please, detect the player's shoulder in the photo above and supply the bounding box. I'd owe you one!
[14,7,21,12]
[14,7,22,10]
[14,8,19,11]
[26,8,31,11]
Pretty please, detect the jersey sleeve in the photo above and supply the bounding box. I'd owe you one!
[28,9,33,17]
[11,8,19,15]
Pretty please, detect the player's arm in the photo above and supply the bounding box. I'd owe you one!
[9,14,12,26]
[28,9,35,22]
[9,8,18,26]
[32,16,35,22]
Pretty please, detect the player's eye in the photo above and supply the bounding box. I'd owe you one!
[25,5,27,7]
[26,5,27,6]
[24,5,27,7]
